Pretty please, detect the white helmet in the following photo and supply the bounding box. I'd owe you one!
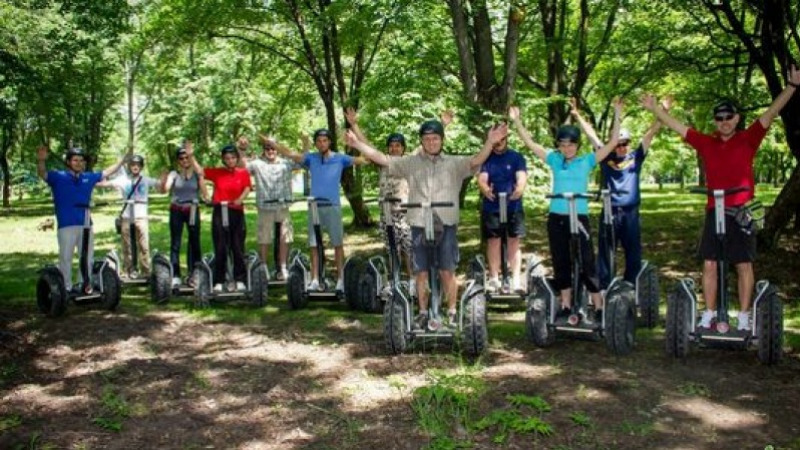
[619,128,631,141]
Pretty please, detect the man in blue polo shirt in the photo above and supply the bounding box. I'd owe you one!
[568,97,667,288]
[37,145,127,292]
[477,128,528,292]
[277,129,369,291]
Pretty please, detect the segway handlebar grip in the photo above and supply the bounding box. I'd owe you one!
[689,186,749,197]
[401,201,454,209]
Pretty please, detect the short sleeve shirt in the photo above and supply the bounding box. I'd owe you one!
[247,157,296,210]
[302,152,354,207]
[385,152,474,227]
[601,145,646,207]
[379,155,409,213]
[546,150,597,215]
[46,170,103,229]
[110,173,160,220]
[204,167,252,211]
[480,149,527,213]
[684,121,767,209]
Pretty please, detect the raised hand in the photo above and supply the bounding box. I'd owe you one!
[344,107,358,126]
[487,122,509,145]
[184,140,194,156]
[568,97,579,115]
[440,109,455,127]
[344,129,361,148]
[640,93,657,111]
[661,96,673,112]
[508,106,520,122]
[789,64,800,86]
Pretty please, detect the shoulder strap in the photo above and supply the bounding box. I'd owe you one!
[118,176,143,218]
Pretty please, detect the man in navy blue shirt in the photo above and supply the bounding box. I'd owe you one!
[568,97,668,288]
[37,145,127,292]
[477,128,528,292]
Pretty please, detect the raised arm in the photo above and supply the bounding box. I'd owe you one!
[36,146,48,181]
[198,175,210,202]
[101,151,130,179]
[344,130,390,167]
[641,97,670,154]
[184,140,204,177]
[508,106,547,162]
[641,93,689,138]
[595,97,622,163]
[470,123,507,170]
[759,64,800,128]
[344,107,371,147]
[263,133,304,164]
[568,97,603,150]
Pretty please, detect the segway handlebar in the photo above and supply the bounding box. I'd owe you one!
[400,201,454,209]
[689,186,749,197]
[546,192,595,200]
[261,198,303,206]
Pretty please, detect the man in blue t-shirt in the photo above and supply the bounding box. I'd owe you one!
[568,97,667,288]
[277,129,369,291]
[37,145,127,292]
[477,131,528,292]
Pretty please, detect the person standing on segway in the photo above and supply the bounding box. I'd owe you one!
[476,125,528,293]
[186,142,252,292]
[276,128,369,292]
[106,154,162,280]
[162,141,209,288]
[509,99,621,323]
[567,97,668,290]
[238,135,307,280]
[345,119,505,329]
[36,145,128,294]
[642,64,800,331]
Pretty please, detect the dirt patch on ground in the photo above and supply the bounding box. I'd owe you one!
[2,302,799,450]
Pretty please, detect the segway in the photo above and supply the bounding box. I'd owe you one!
[151,199,200,304]
[468,192,533,305]
[193,201,269,307]
[36,204,121,318]
[106,199,150,286]
[260,198,301,287]
[597,189,660,328]
[525,192,636,356]
[665,187,781,364]
[383,201,488,356]
[286,197,361,310]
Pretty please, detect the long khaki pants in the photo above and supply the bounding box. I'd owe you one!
[121,218,151,276]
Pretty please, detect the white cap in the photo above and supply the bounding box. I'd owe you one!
[619,128,631,141]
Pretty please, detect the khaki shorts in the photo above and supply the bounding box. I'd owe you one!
[257,208,294,245]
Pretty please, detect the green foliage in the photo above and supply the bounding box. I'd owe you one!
[91,385,131,432]
[474,393,554,444]
[0,414,23,432]
[569,411,592,428]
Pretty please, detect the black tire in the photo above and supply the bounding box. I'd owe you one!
[150,259,172,304]
[287,265,308,310]
[637,265,660,329]
[757,286,783,365]
[665,284,692,358]
[468,258,484,285]
[605,282,636,356]
[525,277,554,347]
[383,293,408,354]
[194,266,211,308]
[343,257,363,309]
[36,268,67,318]
[100,265,121,312]
[250,262,268,307]
[462,293,488,356]
[358,270,381,313]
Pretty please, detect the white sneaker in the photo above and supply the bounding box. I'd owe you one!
[307,279,320,291]
[213,283,223,293]
[280,267,289,280]
[409,278,417,296]
[699,310,716,329]
[486,277,501,292]
[236,281,246,291]
[737,311,751,331]
[335,278,344,292]
[171,277,181,288]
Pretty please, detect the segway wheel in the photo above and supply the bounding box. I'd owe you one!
[638,265,660,329]
[757,286,783,365]
[287,265,308,310]
[100,265,121,312]
[462,293,488,356]
[250,262,269,307]
[358,271,380,313]
[36,268,67,318]
[468,258,484,285]
[383,293,409,354]
[525,277,555,347]
[604,282,636,356]
[665,284,692,358]
[151,259,172,304]
[343,257,363,310]
[194,266,211,308]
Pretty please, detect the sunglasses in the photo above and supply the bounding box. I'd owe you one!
[714,114,735,122]
[177,155,189,161]
[263,147,276,151]
[617,141,630,147]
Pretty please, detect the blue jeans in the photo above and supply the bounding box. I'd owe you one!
[597,206,642,289]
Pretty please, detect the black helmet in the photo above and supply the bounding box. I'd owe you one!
[419,120,444,138]
[385,133,406,148]
[555,125,581,144]
[175,147,187,159]
[64,147,86,162]
[313,128,331,142]
[220,144,238,156]
[129,154,145,166]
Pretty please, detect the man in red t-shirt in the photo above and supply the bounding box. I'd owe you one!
[187,142,252,292]
[642,64,800,331]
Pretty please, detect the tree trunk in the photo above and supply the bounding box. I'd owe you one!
[760,164,800,246]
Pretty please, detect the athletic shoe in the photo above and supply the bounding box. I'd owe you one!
[699,310,716,329]
[280,268,289,281]
[447,310,457,328]
[307,279,320,291]
[213,283,223,293]
[130,271,140,279]
[486,277,501,293]
[737,311,751,331]
[172,277,181,288]
[335,278,344,292]
[556,307,571,321]
[413,312,429,330]
[236,281,246,291]
[511,277,524,293]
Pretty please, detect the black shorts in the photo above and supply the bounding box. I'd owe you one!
[699,209,756,264]
[482,210,526,239]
